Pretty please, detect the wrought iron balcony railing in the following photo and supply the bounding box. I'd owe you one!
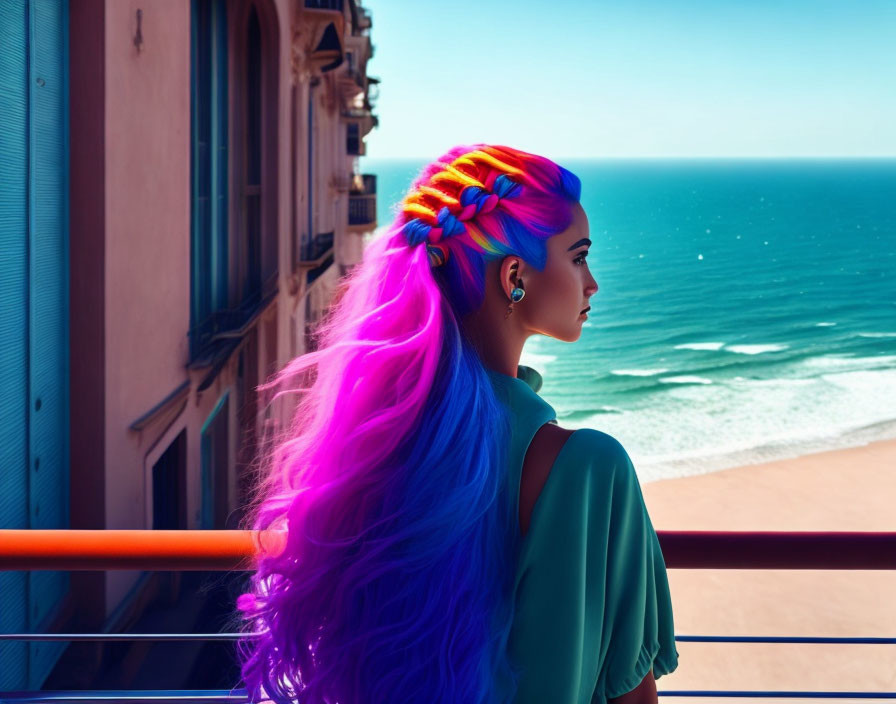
[2,529,895,702]
[300,230,334,263]
[348,175,377,228]
[304,0,343,10]
[187,272,279,365]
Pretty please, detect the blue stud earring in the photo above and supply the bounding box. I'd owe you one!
[505,283,526,319]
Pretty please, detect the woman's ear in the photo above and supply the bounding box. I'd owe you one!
[499,256,524,299]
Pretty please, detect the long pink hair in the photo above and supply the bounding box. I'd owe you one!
[234,145,582,703]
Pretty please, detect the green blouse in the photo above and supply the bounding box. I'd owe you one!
[486,365,679,704]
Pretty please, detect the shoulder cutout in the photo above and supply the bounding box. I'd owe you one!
[520,423,576,538]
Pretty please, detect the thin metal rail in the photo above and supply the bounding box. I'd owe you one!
[2,633,894,644]
[2,688,896,702]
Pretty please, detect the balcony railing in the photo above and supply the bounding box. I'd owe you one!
[187,282,278,365]
[348,195,375,227]
[348,173,376,228]
[300,230,334,263]
[304,0,343,10]
[2,529,895,702]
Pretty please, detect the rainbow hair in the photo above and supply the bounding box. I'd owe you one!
[234,145,581,703]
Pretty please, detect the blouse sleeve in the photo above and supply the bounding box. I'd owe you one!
[507,429,678,704]
[594,432,679,700]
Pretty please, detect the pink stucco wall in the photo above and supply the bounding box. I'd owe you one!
[103,0,193,611]
[70,0,374,621]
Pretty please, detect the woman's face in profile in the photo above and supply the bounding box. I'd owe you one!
[520,202,598,343]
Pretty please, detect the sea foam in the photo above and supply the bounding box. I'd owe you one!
[658,375,713,385]
[674,342,726,351]
[725,344,789,355]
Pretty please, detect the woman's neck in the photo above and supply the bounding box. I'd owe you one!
[461,307,527,379]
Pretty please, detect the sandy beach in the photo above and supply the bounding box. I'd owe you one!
[641,438,896,702]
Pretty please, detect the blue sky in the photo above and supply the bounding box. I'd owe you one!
[358,0,895,159]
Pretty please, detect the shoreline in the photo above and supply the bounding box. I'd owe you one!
[640,437,896,699]
[635,418,896,484]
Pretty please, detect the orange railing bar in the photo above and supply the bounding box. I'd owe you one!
[0,529,286,571]
[1,530,895,571]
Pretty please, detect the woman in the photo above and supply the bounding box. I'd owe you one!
[234,145,679,703]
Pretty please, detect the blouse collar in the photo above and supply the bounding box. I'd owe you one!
[484,365,557,420]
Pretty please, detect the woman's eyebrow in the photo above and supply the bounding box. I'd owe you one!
[567,238,592,251]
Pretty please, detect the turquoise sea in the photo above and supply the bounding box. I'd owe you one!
[361,158,896,482]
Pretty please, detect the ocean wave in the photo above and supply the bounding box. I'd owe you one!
[658,375,714,385]
[821,368,896,392]
[731,376,816,388]
[815,322,837,327]
[803,354,896,370]
[725,344,789,355]
[598,352,810,393]
[557,406,625,421]
[858,332,896,338]
[520,352,557,369]
[673,342,726,351]
[610,368,669,377]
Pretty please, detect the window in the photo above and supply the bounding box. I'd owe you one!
[201,394,230,530]
[152,430,187,530]
[189,0,229,358]
[347,122,360,155]
[234,1,279,308]
[239,5,263,305]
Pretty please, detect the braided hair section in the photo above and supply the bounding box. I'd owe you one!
[399,149,526,268]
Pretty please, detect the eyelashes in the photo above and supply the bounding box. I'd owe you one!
[574,251,589,265]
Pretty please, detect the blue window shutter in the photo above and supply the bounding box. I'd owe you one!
[190,0,228,359]
[190,0,210,355]
[0,0,32,689]
[212,0,228,313]
[0,0,70,689]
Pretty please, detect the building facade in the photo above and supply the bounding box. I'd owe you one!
[0,0,378,689]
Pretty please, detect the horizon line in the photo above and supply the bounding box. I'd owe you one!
[362,155,896,161]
